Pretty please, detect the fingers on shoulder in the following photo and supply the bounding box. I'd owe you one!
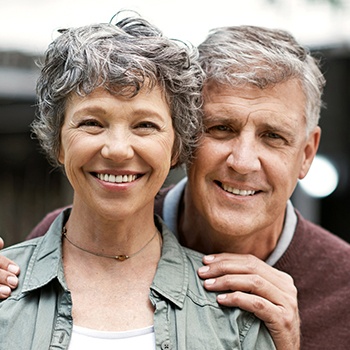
[0,285,12,299]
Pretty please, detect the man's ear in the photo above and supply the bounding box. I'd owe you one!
[299,126,321,179]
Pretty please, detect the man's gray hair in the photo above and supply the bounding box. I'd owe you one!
[198,25,325,134]
[32,13,204,168]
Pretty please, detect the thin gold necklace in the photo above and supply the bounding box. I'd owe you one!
[62,226,159,261]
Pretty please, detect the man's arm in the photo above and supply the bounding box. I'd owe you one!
[0,207,65,299]
[27,207,68,240]
[0,238,19,298]
[198,253,300,350]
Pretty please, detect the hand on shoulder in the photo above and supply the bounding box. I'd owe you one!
[0,238,20,299]
[198,253,300,350]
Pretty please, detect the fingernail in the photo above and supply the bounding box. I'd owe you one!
[8,264,19,274]
[7,276,18,287]
[204,278,216,285]
[217,294,227,300]
[204,255,215,262]
[198,266,210,273]
[0,286,11,296]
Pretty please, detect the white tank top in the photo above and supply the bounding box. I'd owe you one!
[68,325,156,349]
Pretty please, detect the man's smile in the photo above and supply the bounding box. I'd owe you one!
[215,181,257,196]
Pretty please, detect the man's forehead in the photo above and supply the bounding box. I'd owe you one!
[203,79,305,118]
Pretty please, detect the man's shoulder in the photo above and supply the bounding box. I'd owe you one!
[286,213,350,349]
[154,185,174,217]
[276,211,350,280]
[296,213,350,257]
[27,206,69,240]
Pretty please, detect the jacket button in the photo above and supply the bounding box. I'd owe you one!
[59,332,65,343]
[161,340,171,349]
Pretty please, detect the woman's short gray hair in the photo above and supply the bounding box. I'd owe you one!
[198,25,326,134]
[32,13,204,168]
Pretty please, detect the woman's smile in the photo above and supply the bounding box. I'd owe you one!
[95,173,139,184]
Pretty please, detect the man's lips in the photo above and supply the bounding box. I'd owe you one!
[215,180,258,196]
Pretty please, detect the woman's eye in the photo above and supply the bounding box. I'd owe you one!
[136,121,159,130]
[78,119,102,128]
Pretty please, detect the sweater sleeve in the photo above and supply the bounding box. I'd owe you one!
[26,206,69,240]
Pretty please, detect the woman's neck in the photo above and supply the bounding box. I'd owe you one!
[65,199,158,258]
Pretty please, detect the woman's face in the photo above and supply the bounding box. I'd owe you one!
[59,86,175,220]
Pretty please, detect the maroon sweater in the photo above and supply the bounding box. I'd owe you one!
[27,191,350,350]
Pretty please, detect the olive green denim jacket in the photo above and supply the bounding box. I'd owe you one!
[0,209,275,349]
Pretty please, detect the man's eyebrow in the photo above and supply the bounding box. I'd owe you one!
[261,122,291,132]
[204,114,297,136]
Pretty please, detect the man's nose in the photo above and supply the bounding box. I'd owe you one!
[226,136,261,174]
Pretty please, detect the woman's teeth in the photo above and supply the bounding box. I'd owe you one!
[97,173,137,183]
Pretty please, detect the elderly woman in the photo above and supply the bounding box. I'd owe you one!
[0,14,275,349]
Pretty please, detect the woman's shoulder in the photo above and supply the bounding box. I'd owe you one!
[2,238,41,264]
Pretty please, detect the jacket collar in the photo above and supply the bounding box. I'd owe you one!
[22,209,70,293]
[21,209,190,309]
[151,216,189,308]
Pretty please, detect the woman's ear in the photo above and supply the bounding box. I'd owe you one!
[58,145,65,165]
[170,138,181,168]
[170,151,180,168]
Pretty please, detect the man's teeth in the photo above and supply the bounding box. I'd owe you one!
[97,173,137,183]
[222,184,255,196]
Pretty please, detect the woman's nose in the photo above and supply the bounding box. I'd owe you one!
[100,129,134,162]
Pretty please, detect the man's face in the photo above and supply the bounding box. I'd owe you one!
[187,79,320,243]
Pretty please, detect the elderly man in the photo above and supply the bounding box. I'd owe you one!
[1,25,350,349]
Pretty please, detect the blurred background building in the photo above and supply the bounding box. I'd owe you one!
[0,0,349,245]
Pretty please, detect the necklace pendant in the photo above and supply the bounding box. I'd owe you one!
[115,255,129,261]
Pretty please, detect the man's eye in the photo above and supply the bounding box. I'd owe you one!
[266,132,281,139]
[265,132,286,141]
[204,124,234,139]
[263,132,289,146]
[205,125,232,133]
[216,125,230,131]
